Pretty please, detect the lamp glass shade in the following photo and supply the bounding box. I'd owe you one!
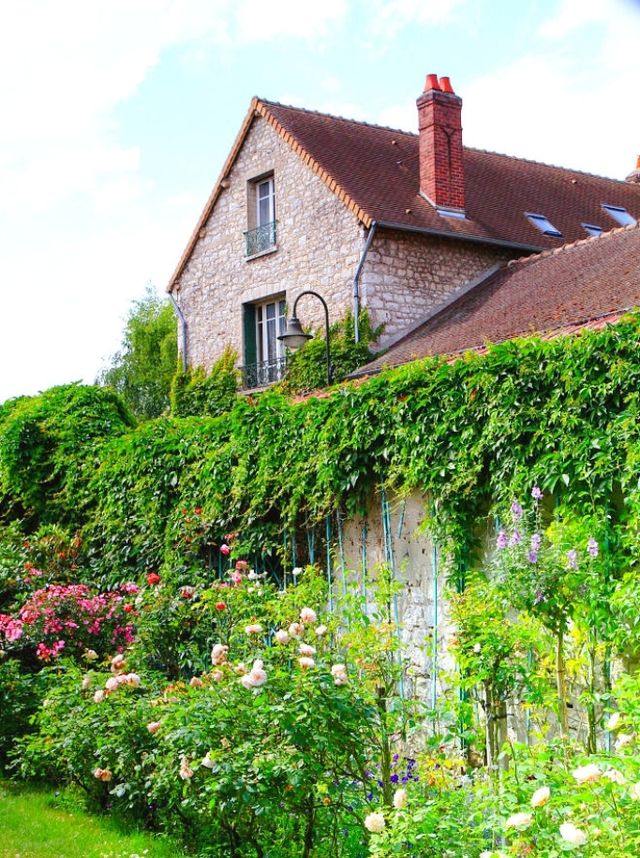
[277,317,313,350]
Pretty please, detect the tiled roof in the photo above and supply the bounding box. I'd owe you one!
[353,222,640,375]
[168,97,640,290]
[262,100,640,250]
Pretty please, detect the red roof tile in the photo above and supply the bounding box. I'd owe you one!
[169,97,640,290]
[354,222,640,374]
[262,100,640,250]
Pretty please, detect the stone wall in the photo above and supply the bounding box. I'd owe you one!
[361,229,513,346]
[172,114,365,374]
[339,490,454,704]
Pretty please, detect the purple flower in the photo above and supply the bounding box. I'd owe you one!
[531,533,541,551]
[531,486,543,500]
[509,529,522,546]
[496,530,508,549]
[587,537,599,558]
[528,550,538,564]
[390,774,399,784]
[567,549,578,570]
[511,501,523,520]
[534,589,546,605]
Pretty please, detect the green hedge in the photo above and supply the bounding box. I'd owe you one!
[4,315,640,580]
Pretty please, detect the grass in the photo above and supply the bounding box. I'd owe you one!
[0,781,184,858]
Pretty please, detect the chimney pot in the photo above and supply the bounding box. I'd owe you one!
[625,154,640,184]
[439,76,454,93]
[416,73,465,212]
[424,73,441,92]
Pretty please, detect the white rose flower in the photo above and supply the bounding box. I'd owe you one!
[505,812,532,829]
[603,768,626,785]
[629,782,640,800]
[245,623,263,635]
[364,811,385,833]
[572,763,601,784]
[300,607,317,624]
[531,785,550,807]
[393,788,407,809]
[314,624,328,636]
[615,733,634,751]
[201,752,215,769]
[559,822,587,846]
[274,629,290,645]
[299,643,316,656]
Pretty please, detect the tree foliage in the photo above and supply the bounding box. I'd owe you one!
[97,286,178,421]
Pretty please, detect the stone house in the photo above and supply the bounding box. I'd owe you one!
[167,73,640,389]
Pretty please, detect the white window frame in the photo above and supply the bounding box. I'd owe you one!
[256,297,286,366]
[256,177,275,228]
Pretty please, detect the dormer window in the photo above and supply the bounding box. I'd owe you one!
[601,204,637,226]
[582,223,603,237]
[526,212,562,238]
[244,174,277,257]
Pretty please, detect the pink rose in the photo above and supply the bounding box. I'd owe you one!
[300,607,317,625]
[147,721,161,734]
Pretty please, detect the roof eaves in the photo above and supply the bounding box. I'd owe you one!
[350,308,632,380]
[375,220,544,253]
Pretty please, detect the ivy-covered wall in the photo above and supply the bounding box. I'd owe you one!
[2,314,640,585]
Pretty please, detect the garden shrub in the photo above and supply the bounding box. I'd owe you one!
[0,658,48,769]
[170,345,239,417]
[0,384,134,530]
[0,581,138,663]
[15,564,416,857]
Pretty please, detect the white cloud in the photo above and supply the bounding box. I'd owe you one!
[463,1,640,178]
[376,0,640,179]
[235,0,346,42]
[0,0,349,402]
[368,0,464,39]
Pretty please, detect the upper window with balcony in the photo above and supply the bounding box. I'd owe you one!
[244,175,277,257]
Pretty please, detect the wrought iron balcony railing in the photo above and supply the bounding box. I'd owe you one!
[243,221,277,256]
[240,356,286,390]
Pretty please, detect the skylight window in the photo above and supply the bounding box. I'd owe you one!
[582,223,603,237]
[526,213,563,238]
[601,204,637,226]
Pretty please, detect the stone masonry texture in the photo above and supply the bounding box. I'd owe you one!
[173,115,365,373]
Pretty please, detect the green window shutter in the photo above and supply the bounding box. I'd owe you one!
[243,303,257,366]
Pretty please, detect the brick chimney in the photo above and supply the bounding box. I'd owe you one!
[416,74,465,214]
[626,155,640,184]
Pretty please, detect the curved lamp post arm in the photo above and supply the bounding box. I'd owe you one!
[281,290,333,385]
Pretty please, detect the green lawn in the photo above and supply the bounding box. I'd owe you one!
[0,781,184,858]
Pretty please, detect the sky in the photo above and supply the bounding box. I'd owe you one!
[1,0,639,403]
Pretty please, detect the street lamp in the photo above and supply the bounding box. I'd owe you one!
[278,290,333,385]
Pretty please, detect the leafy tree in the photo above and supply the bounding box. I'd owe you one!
[97,286,178,420]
